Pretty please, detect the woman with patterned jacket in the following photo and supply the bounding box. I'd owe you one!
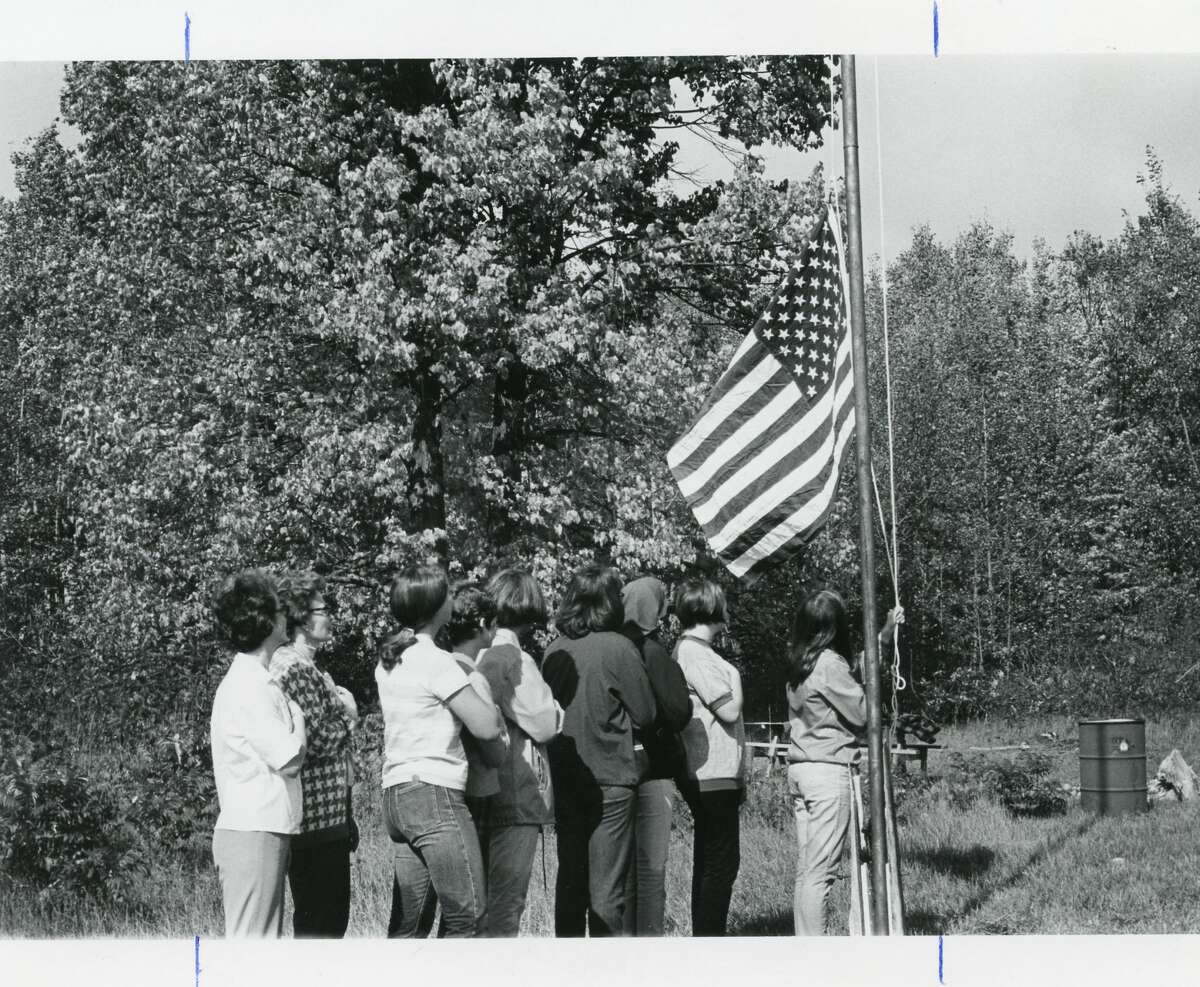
[269,571,357,938]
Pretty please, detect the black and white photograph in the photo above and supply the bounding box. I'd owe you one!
[5,2,1200,983]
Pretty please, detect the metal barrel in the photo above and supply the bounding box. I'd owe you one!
[1078,718,1148,816]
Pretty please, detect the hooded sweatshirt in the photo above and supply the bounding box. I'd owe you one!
[620,577,691,781]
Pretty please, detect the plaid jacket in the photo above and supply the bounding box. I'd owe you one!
[269,642,353,845]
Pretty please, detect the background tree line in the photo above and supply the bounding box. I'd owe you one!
[2,58,1199,757]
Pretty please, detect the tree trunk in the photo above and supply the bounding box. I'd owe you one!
[489,352,528,547]
[406,367,448,564]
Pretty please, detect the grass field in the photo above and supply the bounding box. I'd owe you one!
[3,713,1199,937]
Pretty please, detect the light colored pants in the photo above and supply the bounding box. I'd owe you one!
[623,777,675,935]
[480,823,541,936]
[212,829,290,938]
[788,761,852,936]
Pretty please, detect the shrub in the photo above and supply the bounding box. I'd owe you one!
[0,736,148,903]
[928,749,1067,817]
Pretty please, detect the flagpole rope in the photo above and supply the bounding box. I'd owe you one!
[828,55,838,201]
[871,58,907,717]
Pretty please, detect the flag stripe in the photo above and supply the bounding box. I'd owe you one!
[666,347,780,471]
[705,369,854,554]
[728,407,858,578]
[691,333,852,533]
[670,357,798,487]
[674,361,803,497]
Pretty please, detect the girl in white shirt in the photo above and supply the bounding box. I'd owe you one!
[376,564,503,938]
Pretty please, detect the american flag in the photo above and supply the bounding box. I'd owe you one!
[667,205,856,579]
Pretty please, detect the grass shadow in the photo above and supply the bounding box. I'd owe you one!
[909,843,996,880]
[906,813,1098,935]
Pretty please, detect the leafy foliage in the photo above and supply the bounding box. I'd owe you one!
[0,737,147,902]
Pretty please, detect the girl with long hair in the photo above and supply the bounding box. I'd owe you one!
[376,564,503,938]
[785,589,900,935]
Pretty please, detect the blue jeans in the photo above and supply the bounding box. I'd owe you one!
[554,784,637,937]
[623,778,674,935]
[788,761,852,935]
[382,781,486,938]
[479,823,541,936]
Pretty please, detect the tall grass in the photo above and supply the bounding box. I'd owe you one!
[4,712,1200,936]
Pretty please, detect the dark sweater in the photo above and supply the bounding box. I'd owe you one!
[623,626,691,780]
[542,630,657,794]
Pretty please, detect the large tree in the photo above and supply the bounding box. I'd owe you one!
[1,57,836,719]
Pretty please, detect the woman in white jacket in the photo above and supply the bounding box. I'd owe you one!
[209,569,307,938]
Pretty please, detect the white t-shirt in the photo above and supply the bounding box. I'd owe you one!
[210,653,306,833]
[376,633,473,791]
[676,637,747,790]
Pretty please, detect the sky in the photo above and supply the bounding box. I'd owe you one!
[5,53,1200,267]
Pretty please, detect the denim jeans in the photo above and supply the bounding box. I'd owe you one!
[553,784,637,937]
[680,785,741,936]
[788,760,852,935]
[622,778,674,935]
[478,823,541,936]
[382,781,486,938]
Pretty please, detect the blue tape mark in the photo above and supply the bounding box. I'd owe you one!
[185,12,191,63]
[938,934,944,983]
[932,2,940,57]
[194,935,201,987]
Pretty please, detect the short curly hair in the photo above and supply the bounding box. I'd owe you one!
[214,569,281,653]
[275,570,326,639]
[440,581,497,649]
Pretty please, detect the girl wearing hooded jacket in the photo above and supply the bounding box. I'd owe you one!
[620,576,691,936]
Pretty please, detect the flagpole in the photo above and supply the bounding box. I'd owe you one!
[840,52,890,936]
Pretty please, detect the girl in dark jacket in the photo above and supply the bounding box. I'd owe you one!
[542,563,657,936]
[620,576,691,936]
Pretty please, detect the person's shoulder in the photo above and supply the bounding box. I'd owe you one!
[595,630,641,659]
[408,638,453,663]
[479,641,522,668]
[641,634,669,664]
[270,645,314,678]
[676,636,715,663]
[813,649,850,676]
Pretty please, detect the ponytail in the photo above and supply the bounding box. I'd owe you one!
[379,563,451,671]
[379,627,418,671]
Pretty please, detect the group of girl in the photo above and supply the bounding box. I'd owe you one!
[209,562,898,939]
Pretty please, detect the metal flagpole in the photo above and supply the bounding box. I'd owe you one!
[840,52,890,935]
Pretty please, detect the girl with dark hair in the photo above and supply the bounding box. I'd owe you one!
[268,571,357,938]
[209,569,306,938]
[473,569,562,937]
[375,564,504,938]
[673,578,746,937]
[620,576,691,936]
[541,563,656,937]
[785,589,901,935]
[440,581,509,813]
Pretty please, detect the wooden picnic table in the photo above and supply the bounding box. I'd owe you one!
[742,722,942,775]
